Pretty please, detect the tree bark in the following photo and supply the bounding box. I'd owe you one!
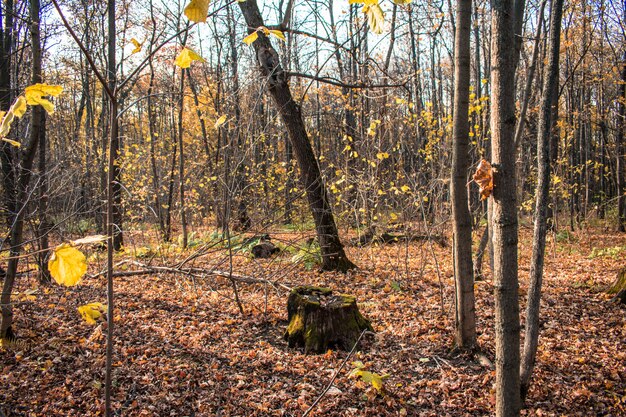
[617,48,625,232]
[237,0,355,272]
[451,0,476,349]
[490,0,522,414]
[31,0,51,285]
[520,0,563,401]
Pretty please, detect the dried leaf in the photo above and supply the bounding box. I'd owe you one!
[472,159,493,200]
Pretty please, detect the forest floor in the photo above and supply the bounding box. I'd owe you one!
[0,223,625,416]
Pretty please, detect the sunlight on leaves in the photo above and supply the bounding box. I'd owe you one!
[184,0,210,23]
[78,302,106,325]
[174,47,206,69]
[48,244,88,287]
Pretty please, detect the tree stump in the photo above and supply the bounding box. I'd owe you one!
[608,267,626,304]
[284,286,373,354]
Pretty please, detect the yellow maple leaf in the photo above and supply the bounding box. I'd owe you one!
[174,47,206,69]
[242,31,259,45]
[78,302,106,325]
[130,38,143,54]
[184,0,210,23]
[392,0,412,4]
[48,243,88,286]
[24,84,63,114]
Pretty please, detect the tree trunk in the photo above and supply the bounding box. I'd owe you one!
[490,0,522,414]
[520,0,563,401]
[32,0,51,285]
[617,48,625,232]
[237,0,355,272]
[451,0,476,349]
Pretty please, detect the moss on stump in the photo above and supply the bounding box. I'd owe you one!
[283,286,373,354]
[608,267,626,304]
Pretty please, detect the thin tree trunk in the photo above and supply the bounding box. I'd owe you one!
[520,0,563,401]
[451,0,476,349]
[490,0,521,414]
[105,0,117,412]
[176,29,189,248]
[618,48,626,232]
[31,0,51,284]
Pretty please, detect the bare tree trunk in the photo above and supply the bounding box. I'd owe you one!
[451,0,476,349]
[520,0,563,401]
[618,48,626,232]
[238,0,355,272]
[490,0,522,414]
[176,29,189,248]
[29,0,50,285]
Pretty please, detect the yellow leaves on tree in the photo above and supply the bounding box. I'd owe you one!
[174,47,206,69]
[78,302,106,325]
[184,0,210,23]
[473,159,494,200]
[0,97,27,146]
[24,84,63,114]
[0,84,62,147]
[48,244,88,287]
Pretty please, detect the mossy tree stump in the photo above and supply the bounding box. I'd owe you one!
[608,267,626,304]
[284,286,373,354]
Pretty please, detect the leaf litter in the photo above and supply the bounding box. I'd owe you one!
[0,228,624,416]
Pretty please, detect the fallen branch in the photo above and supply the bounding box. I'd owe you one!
[89,261,292,292]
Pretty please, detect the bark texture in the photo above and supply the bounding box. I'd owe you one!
[490,0,521,414]
[451,0,477,348]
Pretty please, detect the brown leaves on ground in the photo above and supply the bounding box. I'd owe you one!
[1,227,624,416]
[473,159,494,200]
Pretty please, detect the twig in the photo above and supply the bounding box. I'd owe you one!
[302,329,370,417]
